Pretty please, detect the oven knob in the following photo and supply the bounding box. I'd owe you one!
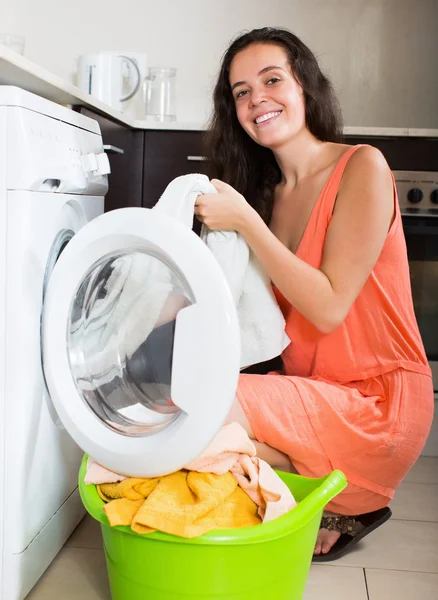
[407,188,423,204]
[431,189,438,204]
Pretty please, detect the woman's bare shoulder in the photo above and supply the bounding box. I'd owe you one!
[338,145,391,194]
[345,144,390,174]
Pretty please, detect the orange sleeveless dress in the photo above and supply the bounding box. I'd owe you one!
[237,145,434,514]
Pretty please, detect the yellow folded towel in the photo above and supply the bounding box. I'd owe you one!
[99,470,261,538]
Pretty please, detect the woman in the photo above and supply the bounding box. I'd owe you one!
[194,27,434,561]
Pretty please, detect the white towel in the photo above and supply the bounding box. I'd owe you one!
[155,174,290,369]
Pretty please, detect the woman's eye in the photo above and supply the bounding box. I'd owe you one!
[235,89,248,99]
[267,77,281,85]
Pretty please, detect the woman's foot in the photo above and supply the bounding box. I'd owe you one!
[313,507,392,562]
[314,528,341,555]
[314,512,342,555]
[314,511,365,556]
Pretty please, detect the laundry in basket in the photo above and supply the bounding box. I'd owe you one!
[85,422,297,537]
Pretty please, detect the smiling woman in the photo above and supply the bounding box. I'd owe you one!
[204,27,342,224]
[200,27,434,563]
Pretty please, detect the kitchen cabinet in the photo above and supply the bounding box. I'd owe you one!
[142,130,207,208]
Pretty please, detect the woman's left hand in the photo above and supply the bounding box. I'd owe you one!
[194,179,255,232]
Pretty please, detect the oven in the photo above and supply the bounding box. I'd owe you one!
[394,170,438,392]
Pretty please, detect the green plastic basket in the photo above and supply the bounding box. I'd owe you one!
[79,455,346,600]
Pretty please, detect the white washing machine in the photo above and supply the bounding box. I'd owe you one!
[0,86,241,599]
[0,87,108,600]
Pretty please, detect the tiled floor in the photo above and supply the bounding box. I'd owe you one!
[27,457,438,599]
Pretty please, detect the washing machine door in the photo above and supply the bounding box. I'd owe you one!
[42,207,240,477]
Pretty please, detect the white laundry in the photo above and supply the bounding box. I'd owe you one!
[155,174,290,369]
[69,248,174,389]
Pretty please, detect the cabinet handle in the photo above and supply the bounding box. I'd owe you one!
[103,145,125,154]
[187,155,208,161]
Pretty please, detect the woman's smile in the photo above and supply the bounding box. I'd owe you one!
[254,110,283,126]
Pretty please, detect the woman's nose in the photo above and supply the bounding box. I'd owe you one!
[250,87,268,106]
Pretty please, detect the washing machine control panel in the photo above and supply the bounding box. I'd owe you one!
[5,106,109,196]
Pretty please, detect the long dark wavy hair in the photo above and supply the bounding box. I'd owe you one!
[203,27,343,223]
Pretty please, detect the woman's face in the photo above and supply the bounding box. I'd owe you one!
[229,43,306,149]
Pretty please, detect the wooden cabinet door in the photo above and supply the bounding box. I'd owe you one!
[142,130,207,208]
[76,107,144,212]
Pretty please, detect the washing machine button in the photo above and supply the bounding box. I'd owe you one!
[81,152,111,176]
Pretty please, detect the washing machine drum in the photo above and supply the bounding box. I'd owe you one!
[42,208,240,477]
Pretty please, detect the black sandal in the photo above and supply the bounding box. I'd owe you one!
[312,507,392,562]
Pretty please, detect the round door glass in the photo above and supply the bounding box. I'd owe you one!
[67,249,193,436]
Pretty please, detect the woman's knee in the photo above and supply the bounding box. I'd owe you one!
[225,396,296,473]
[252,441,297,473]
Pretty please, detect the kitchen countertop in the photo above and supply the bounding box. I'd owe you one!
[1,44,438,137]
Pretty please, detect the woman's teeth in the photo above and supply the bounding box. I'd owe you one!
[255,111,281,125]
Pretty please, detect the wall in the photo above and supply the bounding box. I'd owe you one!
[2,0,438,127]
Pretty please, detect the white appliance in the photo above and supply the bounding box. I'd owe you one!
[0,86,108,600]
[77,52,142,113]
[393,170,438,389]
[0,84,240,598]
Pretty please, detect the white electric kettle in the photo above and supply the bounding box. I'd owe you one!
[77,52,141,112]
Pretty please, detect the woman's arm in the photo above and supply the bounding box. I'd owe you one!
[195,146,394,334]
